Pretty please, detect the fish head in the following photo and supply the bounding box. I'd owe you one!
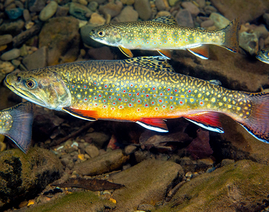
[256,48,269,64]
[5,69,71,110]
[89,24,122,46]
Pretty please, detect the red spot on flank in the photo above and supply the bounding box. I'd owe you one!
[94,103,98,106]
[99,94,102,97]
[180,101,183,104]
[146,94,149,97]
[103,100,106,102]
[130,84,133,87]
[94,82,97,85]
[159,99,162,103]
[152,101,155,104]
[153,94,156,97]
[103,105,107,108]
[170,96,173,99]
[137,108,140,112]
[104,85,107,88]
[145,104,148,107]
[94,97,97,100]
[160,93,163,96]
[109,96,111,99]
[200,101,204,105]
[167,88,170,91]
[124,99,127,102]
[174,89,178,92]
[163,105,166,108]
[137,92,140,96]
[142,91,145,93]
[138,100,141,103]
[153,87,156,90]
[85,98,87,101]
[171,106,173,109]
[188,90,191,93]
[113,102,116,105]
[129,93,132,96]
[130,41,132,43]
[123,90,126,93]
[118,98,122,101]
[120,105,123,109]
[129,103,132,106]
[112,107,115,110]
[132,98,134,101]
[84,85,86,88]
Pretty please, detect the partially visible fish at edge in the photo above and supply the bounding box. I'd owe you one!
[4,56,269,143]
[256,48,269,64]
[0,102,34,153]
[89,16,240,59]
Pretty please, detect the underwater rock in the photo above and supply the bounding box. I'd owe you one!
[209,12,230,29]
[28,0,46,12]
[0,34,12,46]
[0,61,14,82]
[84,144,99,158]
[116,5,138,22]
[88,1,98,12]
[0,19,24,36]
[89,12,105,25]
[1,48,20,60]
[158,160,269,211]
[175,9,194,27]
[111,159,184,211]
[211,0,269,23]
[39,16,80,65]
[239,31,259,55]
[55,5,69,17]
[22,46,47,70]
[5,8,23,20]
[73,149,130,176]
[134,0,151,20]
[39,1,58,21]
[99,1,123,18]
[0,147,63,210]
[83,131,111,148]
[69,2,92,20]
[155,0,169,11]
[23,9,31,22]
[168,0,179,7]
[181,2,200,17]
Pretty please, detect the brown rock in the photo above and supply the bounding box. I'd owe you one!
[22,46,47,70]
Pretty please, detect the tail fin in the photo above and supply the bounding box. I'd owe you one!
[239,92,269,143]
[4,102,34,153]
[222,18,240,53]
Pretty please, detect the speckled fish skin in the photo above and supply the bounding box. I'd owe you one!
[256,48,269,64]
[89,16,239,56]
[4,57,269,142]
[0,102,34,153]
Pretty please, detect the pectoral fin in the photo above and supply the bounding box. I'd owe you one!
[136,118,168,132]
[188,46,209,59]
[184,112,224,133]
[63,107,97,121]
[119,46,133,58]
[157,50,172,59]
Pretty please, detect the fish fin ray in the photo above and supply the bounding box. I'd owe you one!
[4,102,34,153]
[151,16,177,25]
[222,18,240,53]
[119,46,133,57]
[238,92,269,142]
[63,107,97,121]
[184,112,224,133]
[188,46,209,59]
[157,50,172,60]
[136,118,168,132]
[125,56,174,73]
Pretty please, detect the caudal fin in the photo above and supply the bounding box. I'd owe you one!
[239,92,269,143]
[222,18,240,53]
[4,102,34,153]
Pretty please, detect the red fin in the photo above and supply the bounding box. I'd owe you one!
[188,46,209,59]
[63,107,97,121]
[136,118,168,132]
[239,93,269,142]
[184,112,223,133]
[157,50,172,59]
[119,46,133,57]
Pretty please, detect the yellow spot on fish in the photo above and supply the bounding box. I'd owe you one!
[219,102,223,106]
[211,97,216,103]
[223,97,227,101]
[237,107,241,111]
[228,105,232,109]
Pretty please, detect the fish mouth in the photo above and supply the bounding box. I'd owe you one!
[4,79,45,107]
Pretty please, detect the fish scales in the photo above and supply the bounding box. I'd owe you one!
[45,59,251,122]
[4,57,268,142]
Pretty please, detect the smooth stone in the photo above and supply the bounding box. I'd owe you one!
[196,0,205,8]
[0,61,15,74]
[200,19,214,28]
[155,11,171,18]
[181,1,200,16]
[263,13,269,29]
[55,5,69,17]
[0,19,24,36]
[175,9,194,27]
[88,1,98,12]
[11,59,20,67]
[204,5,217,15]
[78,0,87,6]
[134,0,151,20]
[14,0,24,8]
[22,46,47,70]
[39,16,80,65]
[168,0,179,6]
[88,0,106,3]
[111,159,184,211]
[39,1,58,21]
[29,0,46,12]
[5,8,23,20]
[0,34,12,46]
[221,159,235,167]
[155,0,169,11]
[4,0,14,7]
[1,48,20,60]
[116,5,138,22]
[23,9,31,22]
[209,12,230,29]
[83,132,111,148]
[99,1,123,18]
[253,24,269,40]
[5,3,15,10]
[124,144,137,155]
[69,2,92,20]
[0,148,63,209]
[73,149,130,176]
[89,12,105,25]
[121,0,135,5]
[85,144,99,158]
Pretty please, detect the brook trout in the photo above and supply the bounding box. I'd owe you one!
[0,102,34,153]
[4,57,269,143]
[89,16,239,59]
[256,48,269,64]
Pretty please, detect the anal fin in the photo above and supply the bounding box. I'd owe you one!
[136,118,168,132]
[119,46,133,57]
[188,45,209,59]
[157,50,172,59]
[63,107,97,121]
[184,112,224,133]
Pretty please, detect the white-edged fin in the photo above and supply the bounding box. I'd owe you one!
[185,118,224,133]
[136,120,168,133]
[62,107,97,121]
[157,50,171,60]
[187,48,209,60]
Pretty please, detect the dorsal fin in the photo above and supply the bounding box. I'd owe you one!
[124,56,174,72]
[151,16,177,25]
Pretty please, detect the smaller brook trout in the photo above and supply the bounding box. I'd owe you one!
[89,16,239,59]
[4,57,269,143]
[0,102,34,153]
[256,48,269,64]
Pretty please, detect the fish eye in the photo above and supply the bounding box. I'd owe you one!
[24,79,36,89]
[98,31,105,37]
[17,76,21,82]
